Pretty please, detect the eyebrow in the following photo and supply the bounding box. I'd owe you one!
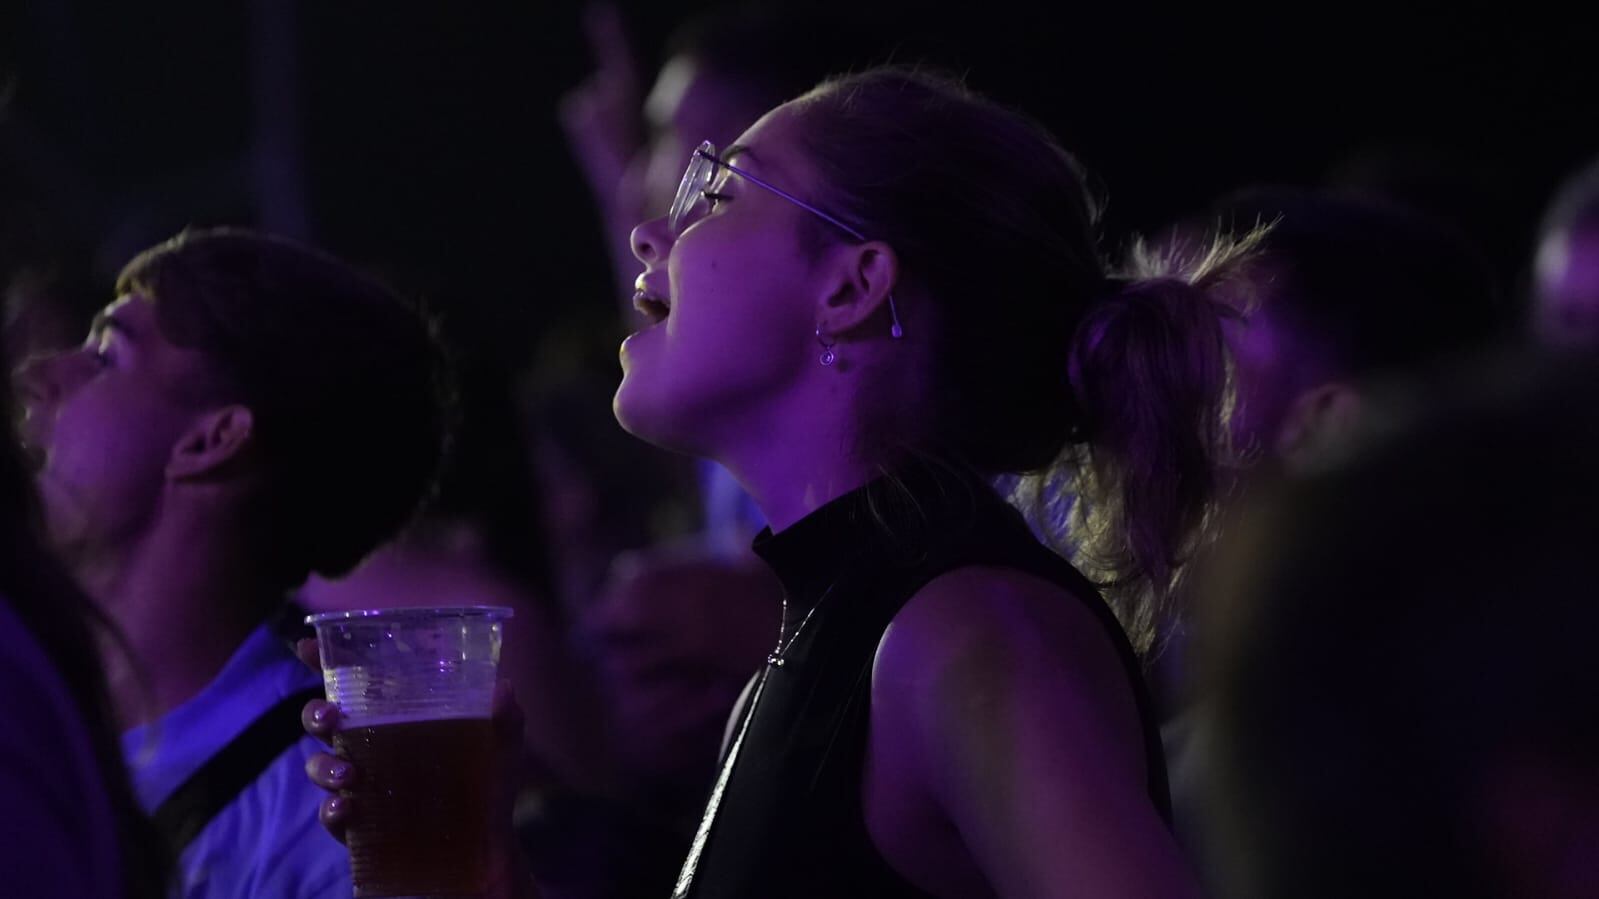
[90,310,139,342]
[722,144,758,164]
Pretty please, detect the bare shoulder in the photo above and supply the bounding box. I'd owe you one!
[870,565,1147,783]
[875,566,1136,696]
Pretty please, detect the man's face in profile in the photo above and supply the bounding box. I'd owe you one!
[14,293,222,558]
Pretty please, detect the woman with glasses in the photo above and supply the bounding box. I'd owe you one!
[310,66,1242,898]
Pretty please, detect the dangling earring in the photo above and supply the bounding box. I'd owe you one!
[816,326,837,366]
[888,294,905,339]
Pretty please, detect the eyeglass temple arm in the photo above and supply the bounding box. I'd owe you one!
[700,150,903,338]
[702,151,868,242]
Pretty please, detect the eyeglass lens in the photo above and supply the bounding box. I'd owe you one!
[668,145,713,233]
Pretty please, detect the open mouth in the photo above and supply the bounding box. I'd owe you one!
[632,290,671,326]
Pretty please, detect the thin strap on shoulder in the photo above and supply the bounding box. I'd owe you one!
[151,687,323,853]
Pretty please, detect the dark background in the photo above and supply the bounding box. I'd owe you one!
[3,0,1594,367]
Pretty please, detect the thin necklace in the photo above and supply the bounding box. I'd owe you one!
[766,581,838,667]
[671,580,841,897]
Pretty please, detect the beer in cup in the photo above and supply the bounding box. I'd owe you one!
[307,606,513,898]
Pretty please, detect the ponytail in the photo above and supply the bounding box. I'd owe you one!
[1017,228,1268,656]
[789,67,1268,655]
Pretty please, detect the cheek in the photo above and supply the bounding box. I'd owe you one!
[44,390,181,518]
[615,229,814,444]
[671,229,815,357]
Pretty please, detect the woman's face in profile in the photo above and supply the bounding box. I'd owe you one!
[614,102,837,457]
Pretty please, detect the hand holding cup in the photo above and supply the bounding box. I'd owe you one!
[298,608,536,899]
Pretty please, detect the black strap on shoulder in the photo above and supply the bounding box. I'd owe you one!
[151,686,324,854]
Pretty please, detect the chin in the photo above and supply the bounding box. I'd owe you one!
[612,376,664,443]
[612,378,707,458]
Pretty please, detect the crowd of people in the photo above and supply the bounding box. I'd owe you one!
[4,5,1598,899]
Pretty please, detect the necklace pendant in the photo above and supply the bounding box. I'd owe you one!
[766,653,785,668]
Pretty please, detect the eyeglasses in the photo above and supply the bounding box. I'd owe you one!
[668,141,903,338]
[669,141,863,238]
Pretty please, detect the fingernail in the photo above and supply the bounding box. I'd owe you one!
[326,795,345,815]
[330,763,351,782]
[311,704,331,724]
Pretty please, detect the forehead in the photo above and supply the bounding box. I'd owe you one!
[728,102,808,182]
[99,292,230,386]
[103,291,146,317]
[93,293,158,335]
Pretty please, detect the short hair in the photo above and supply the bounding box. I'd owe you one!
[117,228,452,585]
[1214,187,1507,387]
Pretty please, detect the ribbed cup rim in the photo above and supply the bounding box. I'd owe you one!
[303,605,515,626]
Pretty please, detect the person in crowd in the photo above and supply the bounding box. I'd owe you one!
[299,366,609,804]
[1532,158,1599,346]
[15,227,451,899]
[557,10,892,888]
[4,257,100,364]
[301,363,625,898]
[1167,187,1506,475]
[1198,353,1599,899]
[1,306,168,899]
[515,369,742,898]
[1149,188,1510,872]
[561,2,890,322]
[1325,143,1535,301]
[311,66,1255,897]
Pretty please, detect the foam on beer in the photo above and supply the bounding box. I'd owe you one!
[323,659,500,728]
[306,607,512,898]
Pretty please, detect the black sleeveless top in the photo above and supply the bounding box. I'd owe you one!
[673,464,1172,898]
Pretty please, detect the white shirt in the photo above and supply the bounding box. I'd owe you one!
[122,621,351,899]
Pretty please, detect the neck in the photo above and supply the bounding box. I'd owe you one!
[76,512,278,731]
[711,399,880,534]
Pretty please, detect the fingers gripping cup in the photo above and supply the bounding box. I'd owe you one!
[307,606,514,899]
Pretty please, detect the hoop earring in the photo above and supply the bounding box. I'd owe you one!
[816,326,837,366]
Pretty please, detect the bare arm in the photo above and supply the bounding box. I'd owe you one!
[867,567,1203,899]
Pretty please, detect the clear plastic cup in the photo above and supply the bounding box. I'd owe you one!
[306,606,513,899]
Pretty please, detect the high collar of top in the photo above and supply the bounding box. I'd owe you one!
[750,459,996,625]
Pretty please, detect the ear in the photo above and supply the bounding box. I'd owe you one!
[1274,382,1362,473]
[166,405,256,481]
[814,240,900,338]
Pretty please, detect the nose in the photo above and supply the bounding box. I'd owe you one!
[630,215,672,267]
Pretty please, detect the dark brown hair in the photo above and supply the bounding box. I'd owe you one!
[117,228,453,587]
[790,68,1253,653]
